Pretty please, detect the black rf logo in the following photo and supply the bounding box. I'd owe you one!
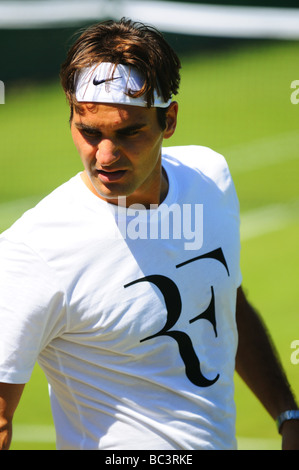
[124,248,230,388]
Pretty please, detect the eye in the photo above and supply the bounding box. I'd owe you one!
[118,127,143,138]
[81,129,102,140]
[127,128,140,136]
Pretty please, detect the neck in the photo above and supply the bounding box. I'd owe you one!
[110,165,169,209]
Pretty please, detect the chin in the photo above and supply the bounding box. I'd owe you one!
[93,183,132,201]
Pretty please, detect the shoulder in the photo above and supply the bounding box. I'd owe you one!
[162,145,233,192]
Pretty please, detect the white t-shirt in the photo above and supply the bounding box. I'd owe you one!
[0,146,242,450]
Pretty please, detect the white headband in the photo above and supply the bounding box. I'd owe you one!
[75,62,172,108]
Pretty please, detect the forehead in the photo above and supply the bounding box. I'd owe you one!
[73,102,157,127]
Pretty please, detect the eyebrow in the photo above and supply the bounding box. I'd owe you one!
[74,122,147,134]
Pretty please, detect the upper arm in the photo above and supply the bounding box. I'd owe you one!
[236,285,248,313]
[235,285,261,374]
[235,285,254,327]
[0,239,67,384]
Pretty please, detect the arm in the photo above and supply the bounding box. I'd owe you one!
[0,383,25,450]
[235,286,299,450]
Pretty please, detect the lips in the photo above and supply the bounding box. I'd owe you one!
[96,169,127,182]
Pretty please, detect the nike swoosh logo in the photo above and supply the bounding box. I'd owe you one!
[93,76,122,86]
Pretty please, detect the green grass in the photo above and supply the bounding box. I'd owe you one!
[0,83,81,203]
[1,38,299,450]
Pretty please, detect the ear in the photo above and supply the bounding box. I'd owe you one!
[164,101,178,139]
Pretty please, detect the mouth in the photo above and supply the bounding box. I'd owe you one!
[96,169,127,183]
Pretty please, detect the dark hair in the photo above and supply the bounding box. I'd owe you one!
[60,18,181,113]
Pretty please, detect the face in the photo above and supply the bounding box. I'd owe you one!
[71,102,178,207]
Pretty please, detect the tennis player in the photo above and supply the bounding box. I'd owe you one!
[0,19,299,450]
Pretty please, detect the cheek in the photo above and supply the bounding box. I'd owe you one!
[131,132,163,162]
[137,135,164,170]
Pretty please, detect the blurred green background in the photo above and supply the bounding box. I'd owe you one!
[0,1,299,451]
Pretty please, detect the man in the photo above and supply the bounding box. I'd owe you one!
[0,18,298,451]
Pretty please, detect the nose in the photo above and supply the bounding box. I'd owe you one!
[96,139,120,167]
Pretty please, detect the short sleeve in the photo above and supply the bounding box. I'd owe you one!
[0,238,67,383]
